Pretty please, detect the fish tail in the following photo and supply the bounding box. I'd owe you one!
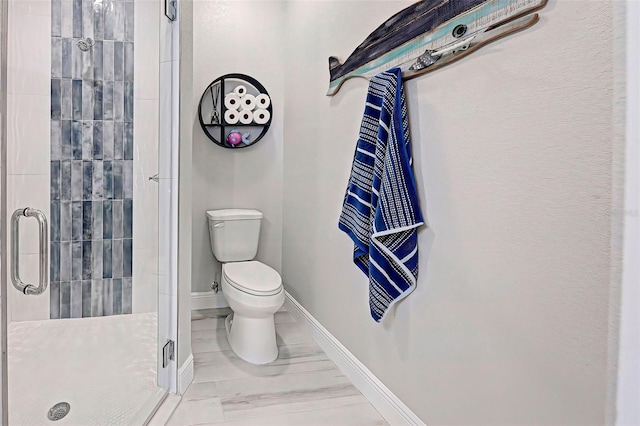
[327,57,346,96]
[328,56,342,79]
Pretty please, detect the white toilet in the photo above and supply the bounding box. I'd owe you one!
[206,209,284,364]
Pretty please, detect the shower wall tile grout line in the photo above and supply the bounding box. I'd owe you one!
[50,0,134,319]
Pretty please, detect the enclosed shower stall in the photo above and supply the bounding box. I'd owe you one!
[0,0,179,423]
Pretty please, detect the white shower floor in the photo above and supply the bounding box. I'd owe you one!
[8,312,161,426]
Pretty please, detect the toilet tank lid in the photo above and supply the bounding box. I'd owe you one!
[206,209,263,221]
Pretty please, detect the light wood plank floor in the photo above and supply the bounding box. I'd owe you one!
[165,308,387,426]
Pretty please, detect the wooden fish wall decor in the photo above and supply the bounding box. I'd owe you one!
[327,0,547,96]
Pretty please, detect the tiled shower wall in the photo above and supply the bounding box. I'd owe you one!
[50,0,134,318]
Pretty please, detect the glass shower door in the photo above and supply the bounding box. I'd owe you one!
[0,0,171,423]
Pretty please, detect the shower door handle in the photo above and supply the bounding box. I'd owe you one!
[11,207,49,295]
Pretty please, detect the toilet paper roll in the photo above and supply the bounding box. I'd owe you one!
[234,85,247,97]
[224,93,241,110]
[238,109,253,125]
[253,109,270,125]
[224,109,239,124]
[240,94,256,111]
[255,94,271,109]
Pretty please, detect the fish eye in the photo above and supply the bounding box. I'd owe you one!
[452,24,467,38]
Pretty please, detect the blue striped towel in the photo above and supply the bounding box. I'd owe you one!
[338,68,424,322]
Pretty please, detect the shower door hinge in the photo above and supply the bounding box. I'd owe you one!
[165,0,176,21]
[163,340,175,368]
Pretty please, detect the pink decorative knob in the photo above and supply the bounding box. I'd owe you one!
[227,130,242,146]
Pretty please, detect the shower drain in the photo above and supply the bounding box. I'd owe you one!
[47,402,70,421]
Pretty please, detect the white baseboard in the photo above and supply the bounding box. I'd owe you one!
[191,290,229,310]
[284,291,425,426]
[178,354,194,395]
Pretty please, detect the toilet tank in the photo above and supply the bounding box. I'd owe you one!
[206,209,263,262]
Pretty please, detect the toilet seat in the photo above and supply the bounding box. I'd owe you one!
[223,261,282,296]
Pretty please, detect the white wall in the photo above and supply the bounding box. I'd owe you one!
[190,0,284,293]
[6,0,51,321]
[282,1,621,424]
[188,0,623,423]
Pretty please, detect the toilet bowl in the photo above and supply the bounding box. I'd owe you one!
[221,261,284,364]
[206,209,284,364]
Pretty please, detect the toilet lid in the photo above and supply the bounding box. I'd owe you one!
[223,261,282,296]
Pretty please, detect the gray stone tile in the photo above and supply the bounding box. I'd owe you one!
[91,238,103,279]
[92,121,103,160]
[82,79,94,121]
[61,0,73,38]
[113,278,122,315]
[82,239,92,280]
[93,80,103,120]
[72,120,82,159]
[102,278,113,316]
[72,37,82,79]
[113,0,124,41]
[112,238,123,279]
[124,2,134,42]
[122,277,132,314]
[51,161,61,201]
[123,160,133,198]
[112,199,123,238]
[71,280,83,318]
[71,159,83,200]
[103,200,113,239]
[62,38,72,78]
[61,78,72,120]
[124,42,133,82]
[82,121,93,160]
[52,38,62,78]
[51,200,61,242]
[103,121,114,160]
[113,160,123,199]
[92,40,103,81]
[50,282,61,319]
[51,79,61,120]
[71,202,83,242]
[114,41,123,81]
[123,238,132,277]
[82,0,94,40]
[93,0,104,40]
[123,121,133,160]
[73,0,82,38]
[103,40,114,81]
[71,241,82,281]
[91,278,103,316]
[51,241,61,282]
[103,80,114,120]
[114,121,124,159]
[61,160,71,200]
[124,81,133,122]
[61,120,72,159]
[72,79,82,121]
[82,280,92,317]
[123,199,132,238]
[82,201,92,241]
[83,161,93,200]
[51,120,62,161]
[92,159,103,199]
[60,200,72,242]
[113,81,124,120]
[103,160,113,200]
[103,238,112,278]
[60,241,72,282]
[52,0,62,37]
[92,200,103,241]
[104,0,115,40]
[60,281,71,318]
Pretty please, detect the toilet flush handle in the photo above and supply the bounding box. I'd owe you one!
[213,222,225,228]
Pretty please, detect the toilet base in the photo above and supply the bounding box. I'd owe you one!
[225,313,279,364]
